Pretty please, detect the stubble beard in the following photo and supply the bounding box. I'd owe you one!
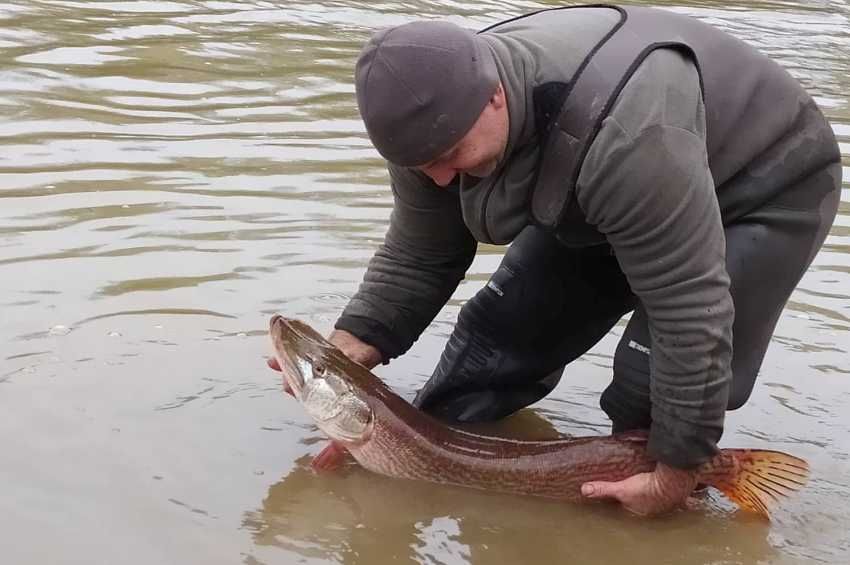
[464,157,499,179]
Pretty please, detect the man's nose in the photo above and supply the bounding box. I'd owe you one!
[421,164,457,187]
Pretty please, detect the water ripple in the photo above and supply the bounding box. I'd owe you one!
[0,1,847,564]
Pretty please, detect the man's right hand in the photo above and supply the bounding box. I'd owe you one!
[326,328,383,369]
[266,328,383,374]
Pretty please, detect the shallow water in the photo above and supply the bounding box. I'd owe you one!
[0,1,848,564]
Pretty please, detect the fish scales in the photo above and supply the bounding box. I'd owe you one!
[270,315,810,519]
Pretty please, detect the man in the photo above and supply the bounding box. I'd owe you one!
[269,5,841,515]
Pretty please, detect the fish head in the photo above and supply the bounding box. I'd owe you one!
[269,315,374,445]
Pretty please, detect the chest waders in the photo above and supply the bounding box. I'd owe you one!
[411,6,841,430]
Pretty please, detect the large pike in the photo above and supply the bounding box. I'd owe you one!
[269,315,809,518]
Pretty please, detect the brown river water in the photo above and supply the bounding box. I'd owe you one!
[1,1,848,564]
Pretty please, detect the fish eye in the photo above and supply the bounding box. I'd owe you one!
[314,363,326,376]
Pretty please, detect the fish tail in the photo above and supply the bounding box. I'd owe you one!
[698,449,810,519]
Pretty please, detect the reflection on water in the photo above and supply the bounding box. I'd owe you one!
[0,0,848,564]
[244,453,782,565]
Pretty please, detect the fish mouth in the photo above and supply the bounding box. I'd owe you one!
[269,315,310,395]
[269,314,374,444]
[269,314,335,398]
[270,314,331,350]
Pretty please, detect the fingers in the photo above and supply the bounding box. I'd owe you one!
[582,473,689,517]
[582,481,623,501]
[266,356,294,395]
[582,480,651,516]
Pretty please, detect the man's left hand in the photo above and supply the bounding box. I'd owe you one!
[580,461,698,516]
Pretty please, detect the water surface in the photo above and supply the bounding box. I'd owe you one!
[1,1,848,564]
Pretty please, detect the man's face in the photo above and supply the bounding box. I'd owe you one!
[416,84,510,187]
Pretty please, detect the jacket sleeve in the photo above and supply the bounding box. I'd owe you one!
[576,48,734,469]
[335,164,477,361]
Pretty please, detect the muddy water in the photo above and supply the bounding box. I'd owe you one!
[0,1,847,564]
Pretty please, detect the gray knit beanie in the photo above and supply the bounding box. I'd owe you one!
[355,21,500,167]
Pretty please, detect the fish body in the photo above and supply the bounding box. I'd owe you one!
[270,315,808,517]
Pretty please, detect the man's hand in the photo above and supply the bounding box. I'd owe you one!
[266,328,383,375]
[266,356,294,395]
[326,329,383,369]
[580,461,698,516]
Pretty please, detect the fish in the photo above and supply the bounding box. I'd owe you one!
[269,314,810,518]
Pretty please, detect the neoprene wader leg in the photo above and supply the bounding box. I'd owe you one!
[601,111,842,426]
[413,225,635,422]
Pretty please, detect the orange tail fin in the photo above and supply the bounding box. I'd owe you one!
[703,449,810,520]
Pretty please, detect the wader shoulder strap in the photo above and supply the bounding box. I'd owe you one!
[531,6,701,240]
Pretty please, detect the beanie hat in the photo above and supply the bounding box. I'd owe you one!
[355,21,500,167]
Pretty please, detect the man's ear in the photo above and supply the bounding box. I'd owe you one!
[491,82,506,107]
